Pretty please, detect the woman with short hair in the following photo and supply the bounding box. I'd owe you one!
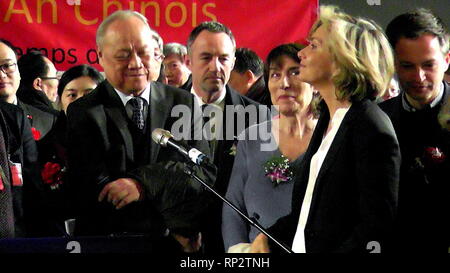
[222,43,318,253]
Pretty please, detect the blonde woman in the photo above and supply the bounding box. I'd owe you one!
[251,6,401,253]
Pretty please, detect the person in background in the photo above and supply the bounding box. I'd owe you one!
[37,64,104,234]
[58,65,104,114]
[17,51,60,116]
[0,43,57,141]
[222,44,317,253]
[381,77,401,102]
[228,48,263,96]
[150,30,166,84]
[380,8,450,252]
[0,39,46,237]
[229,48,269,106]
[251,5,400,253]
[163,43,191,89]
[184,21,270,253]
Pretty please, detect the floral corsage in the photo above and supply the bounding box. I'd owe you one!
[413,146,446,184]
[264,155,293,187]
[41,162,66,190]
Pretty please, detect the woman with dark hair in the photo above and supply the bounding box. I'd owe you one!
[251,6,401,253]
[222,43,318,252]
[58,64,104,113]
[37,64,103,236]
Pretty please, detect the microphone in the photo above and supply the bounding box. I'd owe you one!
[152,128,211,167]
[152,128,293,253]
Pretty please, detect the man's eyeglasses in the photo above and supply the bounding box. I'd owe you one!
[0,63,17,74]
[154,52,165,62]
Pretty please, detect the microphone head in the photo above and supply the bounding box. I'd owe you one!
[151,128,173,147]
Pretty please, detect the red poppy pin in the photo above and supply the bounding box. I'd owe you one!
[41,162,65,190]
[31,127,41,140]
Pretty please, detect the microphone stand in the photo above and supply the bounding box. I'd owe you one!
[183,163,293,253]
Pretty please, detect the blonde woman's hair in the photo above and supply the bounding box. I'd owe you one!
[311,6,395,101]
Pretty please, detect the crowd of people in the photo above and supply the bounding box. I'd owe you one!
[0,5,448,254]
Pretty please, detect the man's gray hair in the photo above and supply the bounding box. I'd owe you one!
[96,10,151,48]
[151,30,164,51]
[163,43,187,58]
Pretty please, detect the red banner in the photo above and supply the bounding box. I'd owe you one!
[0,0,318,71]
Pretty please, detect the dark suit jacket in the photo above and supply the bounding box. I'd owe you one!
[379,82,450,252]
[34,111,72,235]
[17,87,60,116]
[0,101,46,237]
[268,99,400,253]
[17,100,57,140]
[179,74,192,91]
[66,80,215,238]
[199,85,270,252]
[214,86,270,195]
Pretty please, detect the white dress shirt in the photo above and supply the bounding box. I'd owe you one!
[191,88,226,140]
[114,85,151,121]
[292,105,351,253]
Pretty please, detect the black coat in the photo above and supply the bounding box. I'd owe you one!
[17,100,57,140]
[66,80,216,238]
[379,82,450,252]
[198,85,270,253]
[0,101,47,237]
[268,100,400,253]
[17,87,60,116]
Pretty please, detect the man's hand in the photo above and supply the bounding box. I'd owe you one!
[172,232,202,253]
[98,178,143,209]
[250,233,271,253]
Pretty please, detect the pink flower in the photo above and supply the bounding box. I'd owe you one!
[264,155,293,186]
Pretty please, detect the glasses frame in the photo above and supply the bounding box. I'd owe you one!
[154,53,165,62]
[0,63,17,74]
[40,76,59,81]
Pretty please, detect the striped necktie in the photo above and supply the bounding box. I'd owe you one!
[129,97,145,130]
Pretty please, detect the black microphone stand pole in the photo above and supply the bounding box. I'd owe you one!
[183,163,293,253]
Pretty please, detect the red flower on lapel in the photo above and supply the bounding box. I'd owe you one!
[412,146,446,184]
[31,127,41,140]
[41,162,65,190]
[423,147,446,166]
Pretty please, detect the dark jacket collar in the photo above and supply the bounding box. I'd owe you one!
[17,86,58,115]
[298,100,366,207]
[100,80,173,163]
